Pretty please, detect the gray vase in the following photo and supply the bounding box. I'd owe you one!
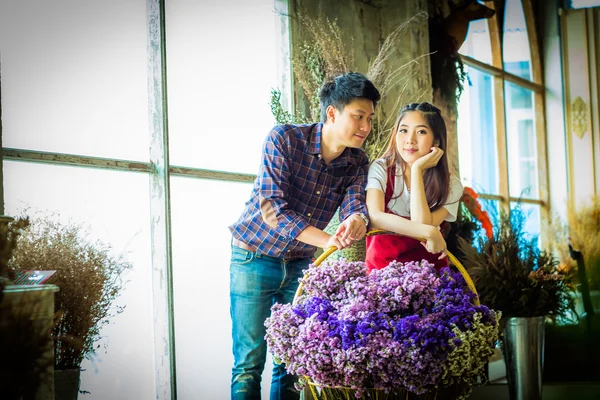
[54,368,81,400]
[503,316,545,400]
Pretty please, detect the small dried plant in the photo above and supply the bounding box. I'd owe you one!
[270,12,429,161]
[8,213,131,370]
[567,196,600,290]
[545,216,577,274]
[459,207,576,321]
[0,216,30,285]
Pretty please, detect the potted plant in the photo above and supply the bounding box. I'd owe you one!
[567,196,600,311]
[543,196,600,382]
[8,213,131,400]
[1,215,58,400]
[459,207,576,400]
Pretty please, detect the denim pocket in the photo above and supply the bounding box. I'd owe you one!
[231,245,255,265]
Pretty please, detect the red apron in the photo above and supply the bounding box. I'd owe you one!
[365,165,448,272]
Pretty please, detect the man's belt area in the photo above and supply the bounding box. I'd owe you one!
[231,238,310,261]
[232,238,257,253]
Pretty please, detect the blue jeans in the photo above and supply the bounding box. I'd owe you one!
[230,244,311,400]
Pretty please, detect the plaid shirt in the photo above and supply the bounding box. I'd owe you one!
[229,123,369,259]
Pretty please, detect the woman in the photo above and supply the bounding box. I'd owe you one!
[365,102,463,272]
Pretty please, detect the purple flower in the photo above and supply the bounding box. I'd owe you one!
[264,259,500,395]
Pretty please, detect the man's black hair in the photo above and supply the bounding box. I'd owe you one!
[318,72,381,123]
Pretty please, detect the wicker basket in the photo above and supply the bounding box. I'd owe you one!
[295,230,480,400]
[295,229,479,306]
[304,382,467,400]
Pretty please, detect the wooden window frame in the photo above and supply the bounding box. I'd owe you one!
[459,0,549,240]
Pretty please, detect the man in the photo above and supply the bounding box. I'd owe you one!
[228,72,380,400]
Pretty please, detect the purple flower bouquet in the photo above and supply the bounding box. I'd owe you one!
[265,259,500,399]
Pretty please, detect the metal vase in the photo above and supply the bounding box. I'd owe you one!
[503,316,546,400]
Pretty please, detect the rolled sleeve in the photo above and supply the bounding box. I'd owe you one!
[338,158,369,222]
[259,129,310,240]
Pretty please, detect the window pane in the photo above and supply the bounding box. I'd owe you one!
[171,178,275,399]
[458,67,499,194]
[166,0,279,174]
[510,202,541,244]
[458,8,492,64]
[0,0,149,161]
[502,0,532,79]
[3,161,155,400]
[504,82,538,199]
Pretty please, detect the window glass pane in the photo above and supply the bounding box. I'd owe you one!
[457,67,499,194]
[171,178,274,399]
[3,161,155,400]
[510,202,541,244]
[0,0,149,161]
[458,7,492,64]
[166,0,279,174]
[504,82,538,199]
[502,0,532,79]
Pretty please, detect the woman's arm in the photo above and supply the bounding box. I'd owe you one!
[367,188,446,254]
[409,148,447,226]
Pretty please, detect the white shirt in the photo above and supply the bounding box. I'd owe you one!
[366,159,463,222]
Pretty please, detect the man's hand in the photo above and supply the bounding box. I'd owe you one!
[334,214,367,248]
[323,235,344,250]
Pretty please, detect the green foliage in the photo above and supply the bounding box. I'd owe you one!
[459,208,576,321]
[270,89,310,125]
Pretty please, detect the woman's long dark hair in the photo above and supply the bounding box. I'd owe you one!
[380,102,450,212]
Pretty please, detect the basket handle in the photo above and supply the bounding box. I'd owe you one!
[293,230,480,306]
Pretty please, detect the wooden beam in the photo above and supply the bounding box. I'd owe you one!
[561,9,576,211]
[486,0,510,214]
[170,166,255,183]
[478,192,545,206]
[587,8,600,195]
[0,65,4,215]
[460,54,544,92]
[522,0,550,244]
[1,148,152,173]
[1,148,257,184]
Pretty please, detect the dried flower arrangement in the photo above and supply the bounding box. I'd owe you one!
[0,216,29,286]
[566,196,600,291]
[265,259,500,399]
[459,207,576,321]
[8,213,131,370]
